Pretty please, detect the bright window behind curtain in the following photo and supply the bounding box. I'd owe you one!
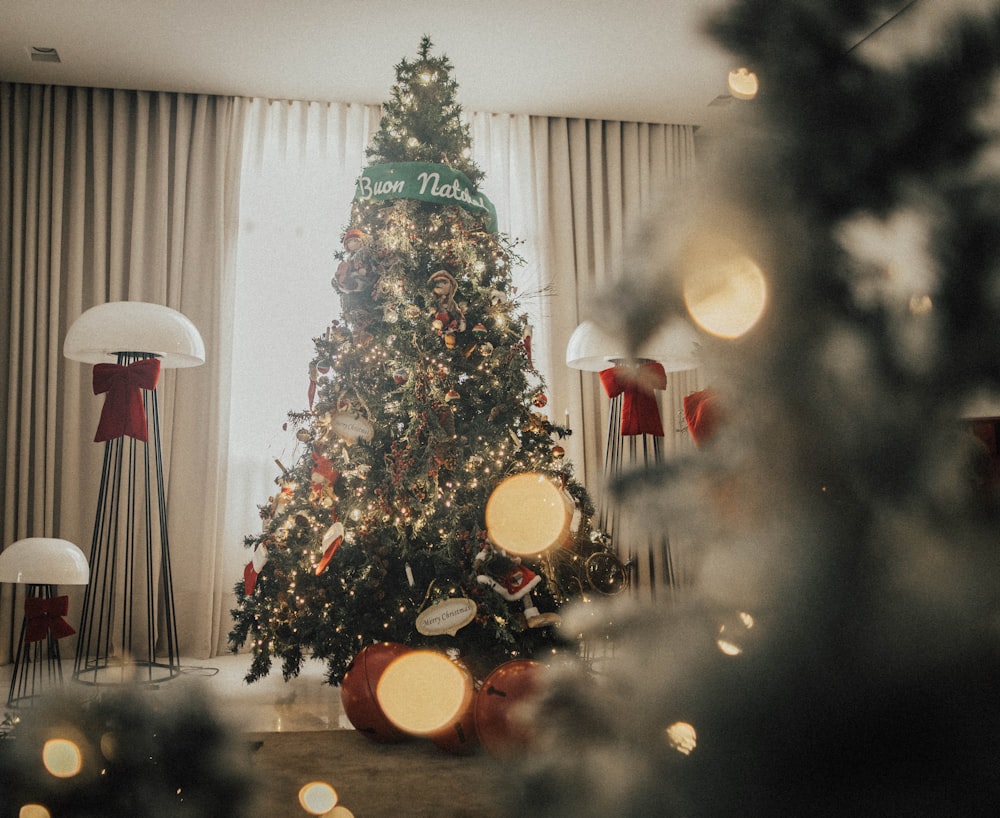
[224,104,547,605]
[223,99,380,609]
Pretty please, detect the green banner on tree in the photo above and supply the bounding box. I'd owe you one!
[354,162,498,232]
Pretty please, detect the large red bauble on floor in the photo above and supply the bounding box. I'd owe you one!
[474,659,541,758]
[340,642,412,743]
[430,684,479,755]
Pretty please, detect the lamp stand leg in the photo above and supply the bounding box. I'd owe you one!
[73,352,181,687]
[601,396,679,602]
[7,584,63,707]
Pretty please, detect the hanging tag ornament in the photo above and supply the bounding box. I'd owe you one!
[331,412,375,444]
[416,598,477,636]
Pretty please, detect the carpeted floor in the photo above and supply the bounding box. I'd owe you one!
[246,730,507,817]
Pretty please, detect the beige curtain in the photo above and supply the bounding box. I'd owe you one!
[527,118,700,498]
[0,83,246,663]
[2,84,697,667]
[468,114,699,492]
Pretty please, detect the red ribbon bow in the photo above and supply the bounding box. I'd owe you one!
[599,362,667,437]
[24,595,76,643]
[683,389,721,446]
[92,358,161,442]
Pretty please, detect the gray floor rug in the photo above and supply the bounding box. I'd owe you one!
[246,730,507,817]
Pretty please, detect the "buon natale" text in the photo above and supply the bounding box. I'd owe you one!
[356,170,487,211]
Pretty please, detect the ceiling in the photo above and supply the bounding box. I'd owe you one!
[2,1,917,128]
[1,0,748,126]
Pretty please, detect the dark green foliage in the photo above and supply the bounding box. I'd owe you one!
[0,687,253,818]
[366,35,484,187]
[510,3,1000,816]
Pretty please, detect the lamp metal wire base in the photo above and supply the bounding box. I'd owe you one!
[73,351,181,687]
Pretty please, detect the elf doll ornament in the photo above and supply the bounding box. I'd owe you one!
[333,228,372,316]
[428,269,467,339]
[475,548,561,629]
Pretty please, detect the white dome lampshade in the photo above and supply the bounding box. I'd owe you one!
[566,318,701,372]
[0,538,90,585]
[64,301,205,368]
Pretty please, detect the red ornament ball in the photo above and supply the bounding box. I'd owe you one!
[340,642,412,743]
[474,659,541,758]
[430,685,479,756]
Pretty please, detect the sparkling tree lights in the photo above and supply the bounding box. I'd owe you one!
[229,37,611,687]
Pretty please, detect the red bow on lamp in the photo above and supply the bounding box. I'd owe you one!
[24,595,76,643]
[683,388,721,446]
[92,358,161,442]
[599,362,667,437]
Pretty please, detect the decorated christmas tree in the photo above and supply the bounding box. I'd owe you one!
[510,1,1000,815]
[229,37,610,688]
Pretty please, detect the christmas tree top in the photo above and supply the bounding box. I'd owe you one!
[366,35,484,188]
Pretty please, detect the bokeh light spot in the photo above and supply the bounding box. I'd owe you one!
[19,805,51,818]
[298,782,338,814]
[99,732,118,761]
[42,738,83,778]
[486,472,572,556]
[377,650,472,735]
[728,67,759,99]
[665,722,698,755]
[717,611,755,656]
[683,251,767,339]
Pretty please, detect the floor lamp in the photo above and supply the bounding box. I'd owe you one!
[64,301,205,685]
[567,318,700,600]
[0,538,89,706]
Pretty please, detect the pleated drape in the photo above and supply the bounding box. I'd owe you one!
[3,82,697,665]
[0,83,246,662]
[528,118,699,500]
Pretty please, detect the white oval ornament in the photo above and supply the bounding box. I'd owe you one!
[486,472,574,556]
[330,413,374,444]
[416,598,477,636]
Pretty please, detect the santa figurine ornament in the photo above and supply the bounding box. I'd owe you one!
[333,228,372,314]
[475,548,561,629]
[428,269,467,333]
